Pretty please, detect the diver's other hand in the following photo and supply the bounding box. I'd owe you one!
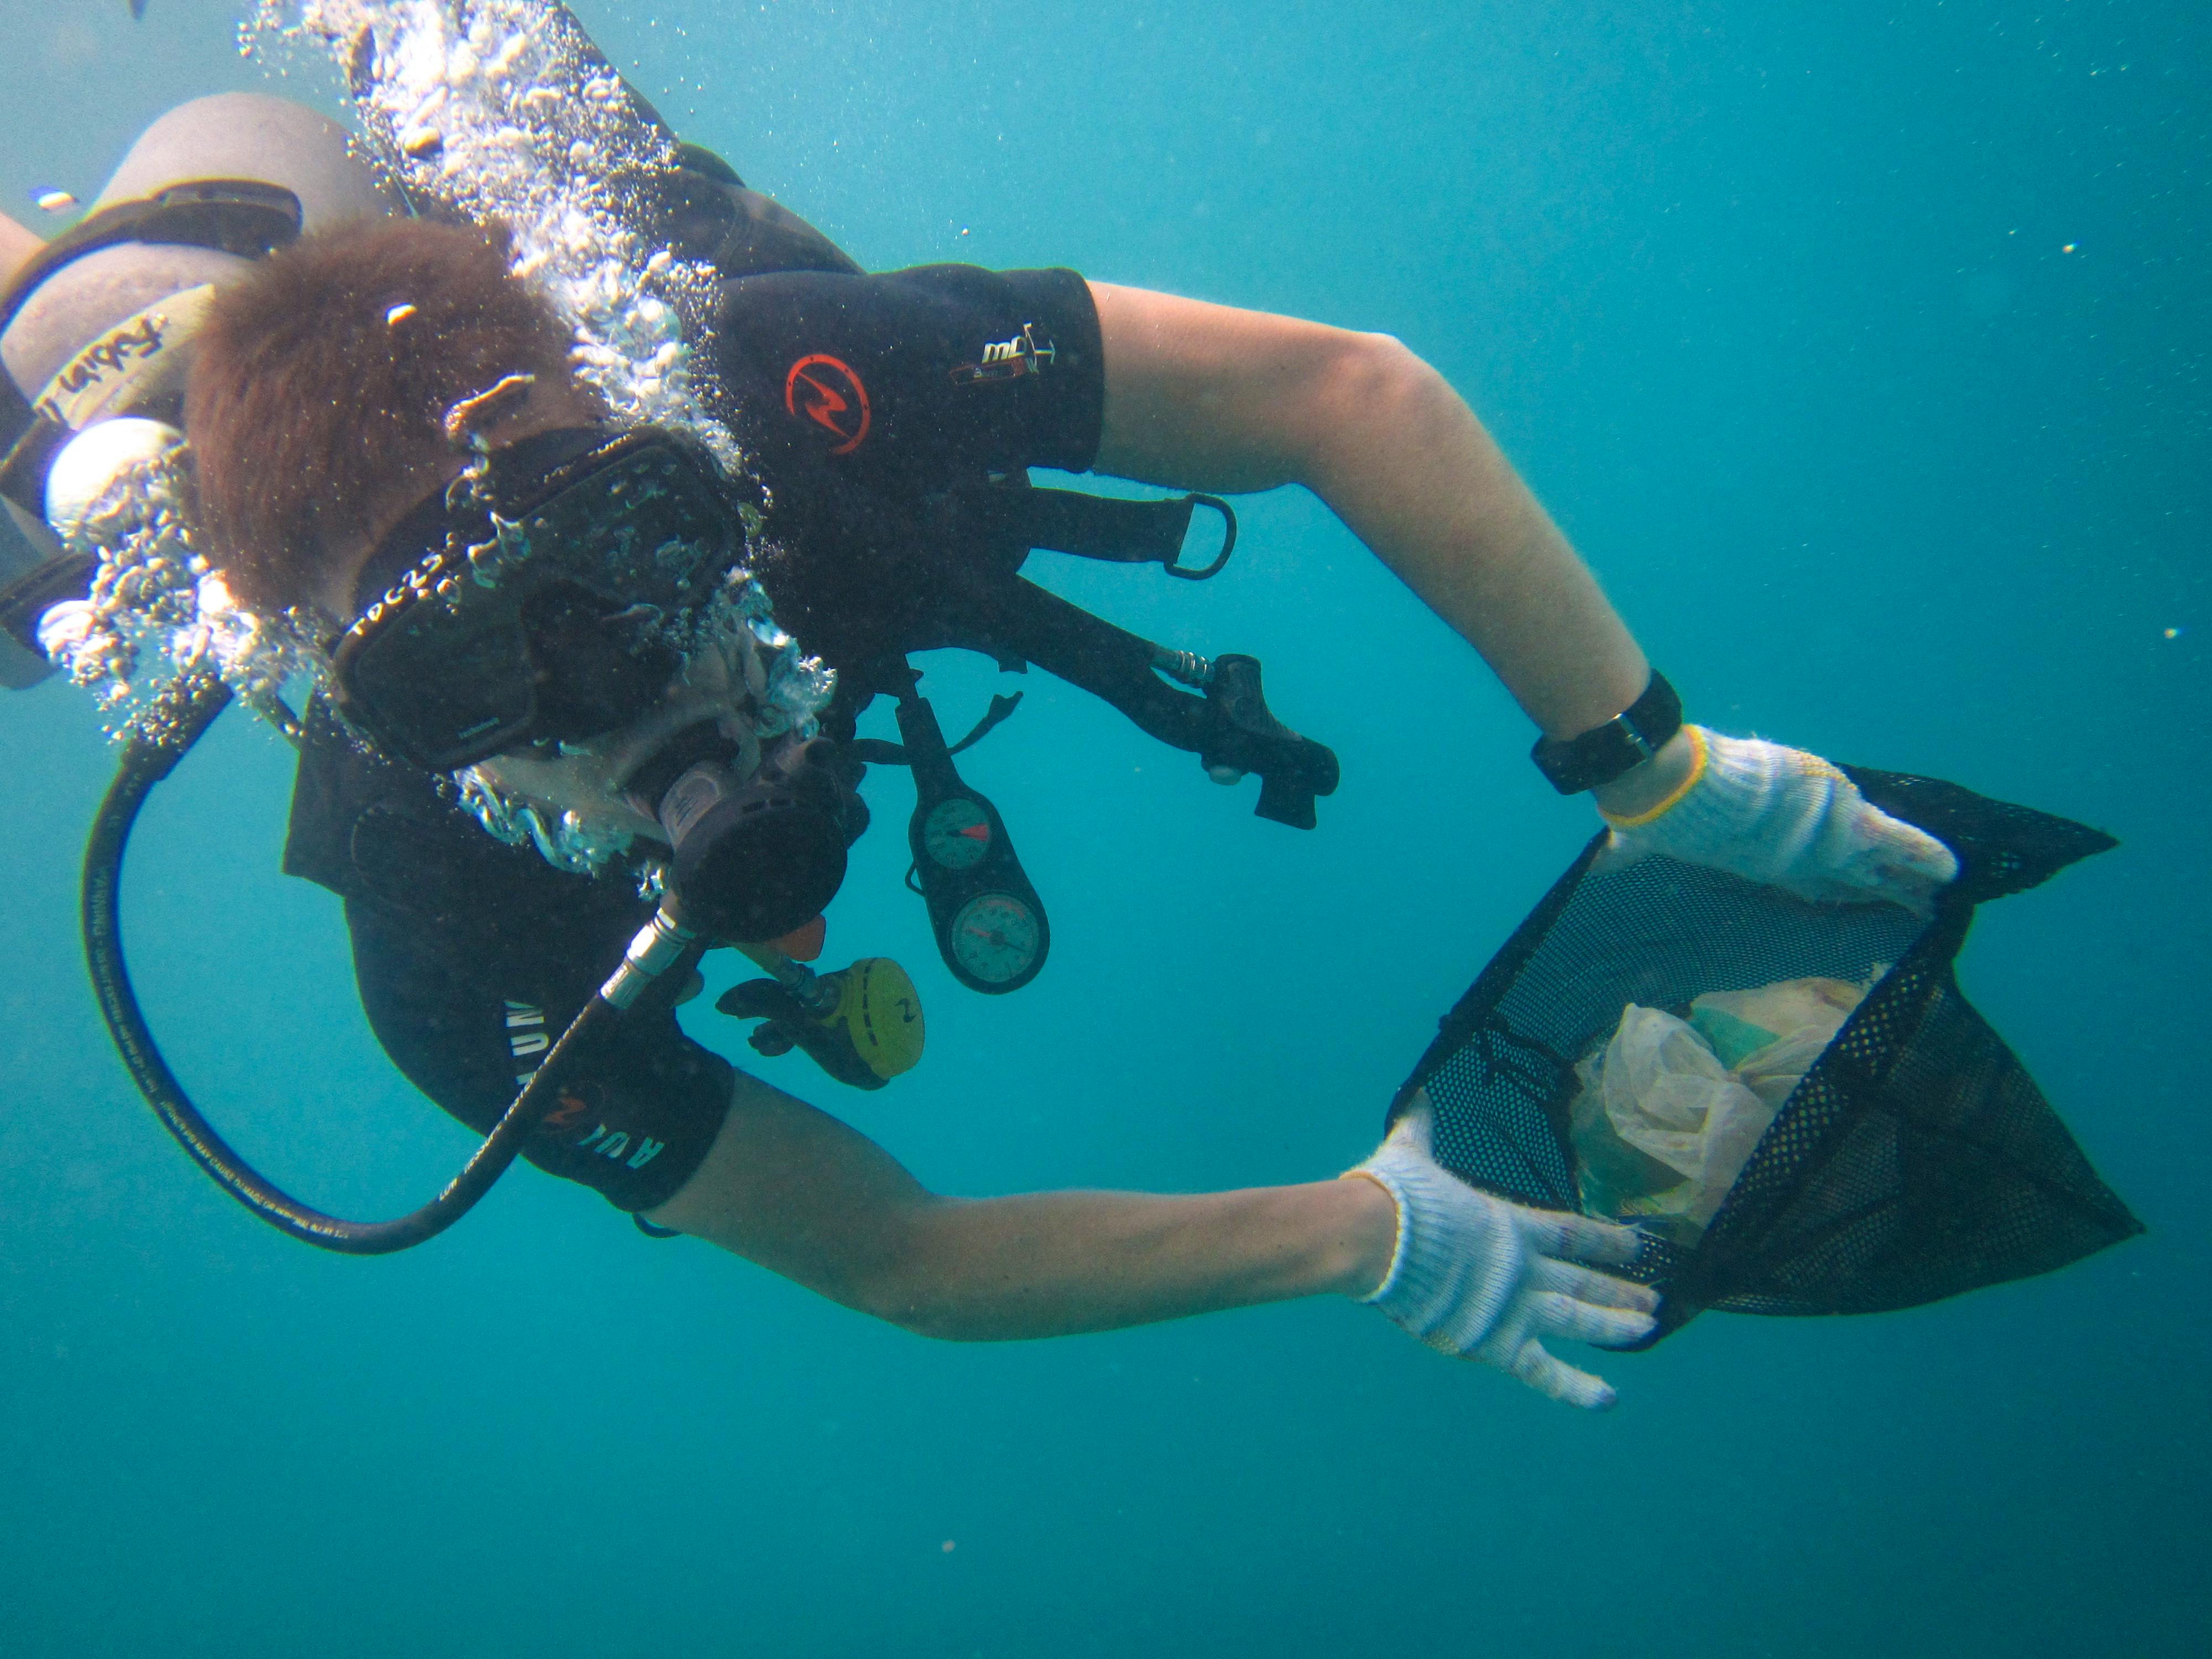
[1345,1100,1657,1410]
[1594,726,1959,915]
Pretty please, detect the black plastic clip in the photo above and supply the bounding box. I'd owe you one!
[1163,494,1236,580]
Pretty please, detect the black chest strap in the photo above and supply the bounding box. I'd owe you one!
[940,477,1237,581]
[832,473,1338,831]
[904,569,1338,829]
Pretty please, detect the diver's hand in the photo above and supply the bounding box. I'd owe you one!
[1346,1101,1657,1409]
[1595,727,1959,915]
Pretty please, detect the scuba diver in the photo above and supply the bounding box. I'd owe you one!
[2,53,1959,1413]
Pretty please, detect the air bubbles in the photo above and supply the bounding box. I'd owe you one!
[44,418,186,546]
[238,2,835,870]
[33,420,322,743]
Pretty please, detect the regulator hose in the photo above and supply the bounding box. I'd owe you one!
[81,664,698,1254]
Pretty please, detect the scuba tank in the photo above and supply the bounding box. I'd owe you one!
[1,94,399,684]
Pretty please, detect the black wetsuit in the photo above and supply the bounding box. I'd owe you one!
[282,260,1106,1212]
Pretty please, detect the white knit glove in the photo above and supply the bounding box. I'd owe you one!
[1348,1099,1658,1410]
[1595,727,1959,915]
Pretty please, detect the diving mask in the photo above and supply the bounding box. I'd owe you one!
[330,424,742,773]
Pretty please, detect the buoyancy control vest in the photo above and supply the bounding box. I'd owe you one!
[629,148,1340,994]
[21,43,1335,1254]
[636,140,1342,829]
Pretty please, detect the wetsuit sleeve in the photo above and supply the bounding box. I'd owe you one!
[342,897,734,1213]
[712,265,1104,485]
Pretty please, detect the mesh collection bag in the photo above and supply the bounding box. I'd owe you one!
[1395,768,2142,1343]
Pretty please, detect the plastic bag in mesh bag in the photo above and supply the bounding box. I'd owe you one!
[1391,768,2141,1343]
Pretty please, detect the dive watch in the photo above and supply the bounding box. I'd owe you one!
[1530,670,1683,794]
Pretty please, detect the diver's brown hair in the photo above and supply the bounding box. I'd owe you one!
[185,216,577,612]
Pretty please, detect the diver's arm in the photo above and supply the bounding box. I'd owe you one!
[645,1071,1399,1339]
[1087,281,1694,819]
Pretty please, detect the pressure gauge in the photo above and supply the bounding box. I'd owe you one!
[922,798,994,869]
[948,891,1044,987]
[898,690,1050,993]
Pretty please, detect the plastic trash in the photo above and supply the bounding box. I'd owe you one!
[1569,975,1872,1241]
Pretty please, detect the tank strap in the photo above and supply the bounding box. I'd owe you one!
[0,179,301,344]
[0,283,220,521]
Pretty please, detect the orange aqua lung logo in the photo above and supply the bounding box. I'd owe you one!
[784,353,872,455]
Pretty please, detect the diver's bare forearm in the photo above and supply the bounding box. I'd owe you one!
[862,1181,1395,1341]
[1089,281,1648,738]
[645,1076,1395,1340]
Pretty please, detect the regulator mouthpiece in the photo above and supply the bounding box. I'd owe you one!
[630,729,855,945]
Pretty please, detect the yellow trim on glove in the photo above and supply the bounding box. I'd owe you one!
[1599,724,1709,830]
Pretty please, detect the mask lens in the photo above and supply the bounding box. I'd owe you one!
[520,582,677,742]
[514,439,731,613]
[337,430,736,770]
[344,598,536,771]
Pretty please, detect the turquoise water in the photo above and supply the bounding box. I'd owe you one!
[3,3,2206,1654]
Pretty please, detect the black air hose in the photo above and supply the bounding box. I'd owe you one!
[80,665,690,1254]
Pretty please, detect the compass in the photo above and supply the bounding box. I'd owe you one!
[948,891,1044,987]
[922,797,994,870]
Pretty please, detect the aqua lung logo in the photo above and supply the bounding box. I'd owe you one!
[951,322,1056,385]
[784,353,872,455]
[504,1000,663,1171]
[506,999,550,1064]
[577,1120,665,1170]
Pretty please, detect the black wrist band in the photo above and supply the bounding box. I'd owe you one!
[1530,671,1683,795]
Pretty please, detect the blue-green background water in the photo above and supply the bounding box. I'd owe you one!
[3,3,2206,1653]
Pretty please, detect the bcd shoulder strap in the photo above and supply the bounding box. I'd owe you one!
[853,476,1340,830]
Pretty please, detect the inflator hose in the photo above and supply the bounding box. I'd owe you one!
[80,666,679,1254]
